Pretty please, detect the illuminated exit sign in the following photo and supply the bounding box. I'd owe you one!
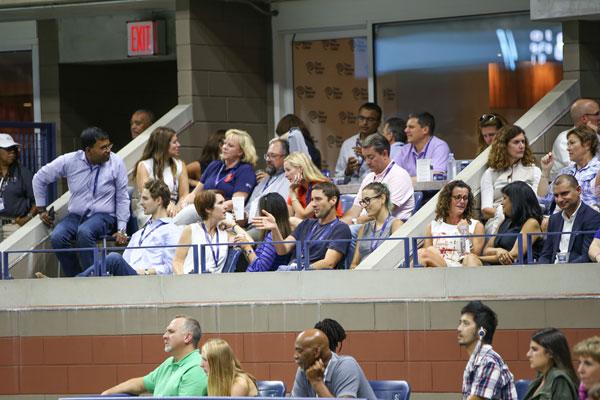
[127,20,165,57]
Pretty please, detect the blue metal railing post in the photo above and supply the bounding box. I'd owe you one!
[403,237,411,268]
[302,240,309,270]
[412,237,419,267]
[200,244,206,274]
[295,240,302,269]
[1,251,6,280]
[527,232,534,264]
[516,234,523,264]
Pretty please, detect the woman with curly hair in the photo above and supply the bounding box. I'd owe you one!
[201,338,258,396]
[417,180,484,267]
[135,127,189,222]
[476,181,544,265]
[476,112,508,155]
[480,125,541,234]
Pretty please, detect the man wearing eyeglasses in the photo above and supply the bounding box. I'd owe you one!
[245,138,290,219]
[550,98,600,178]
[32,127,130,277]
[334,103,382,184]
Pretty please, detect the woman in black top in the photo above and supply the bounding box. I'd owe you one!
[477,181,543,265]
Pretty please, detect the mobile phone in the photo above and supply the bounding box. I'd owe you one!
[47,206,55,219]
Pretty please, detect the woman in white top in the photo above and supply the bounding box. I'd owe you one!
[417,180,484,267]
[172,190,232,274]
[480,125,541,234]
[135,127,189,221]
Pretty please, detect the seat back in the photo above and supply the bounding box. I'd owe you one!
[369,380,411,400]
[515,379,531,400]
[222,247,242,273]
[257,380,286,397]
[340,194,356,213]
[412,191,423,215]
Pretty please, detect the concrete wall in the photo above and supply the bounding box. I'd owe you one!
[0,264,599,398]
[175,0,273,167]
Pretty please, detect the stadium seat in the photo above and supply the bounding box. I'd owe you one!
[222,247,243,273]
[412,191,424,215]
[341,194,356,213]
[369,380,411,400]
[515,379,531,400]
[257,380,286,397]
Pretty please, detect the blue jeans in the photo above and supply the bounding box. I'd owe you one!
[50,212,116,277]
[78,252,137,277]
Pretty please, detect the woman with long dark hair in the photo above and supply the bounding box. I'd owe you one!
[276,114,322,169]
[224,193,292,272]
[186,129,226,188]
[314,318,346,353]
[523,328,578,400]
[477,181,544,265]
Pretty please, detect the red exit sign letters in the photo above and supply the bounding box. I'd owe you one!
[127,20,165,56]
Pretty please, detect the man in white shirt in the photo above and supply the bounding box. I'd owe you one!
[550,98,600,178]
[335,103,382,184]
[78,179,182,276]
[341,134,414,224]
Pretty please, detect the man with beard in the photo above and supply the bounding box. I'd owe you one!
[102,315,207,396]
[253,181,351,270]
[246,138,290,219]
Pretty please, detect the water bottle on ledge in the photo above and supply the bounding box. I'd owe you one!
[447,153,457,180]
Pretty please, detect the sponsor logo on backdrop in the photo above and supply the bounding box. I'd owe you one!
[326,134,345,147]
[338,111,357,124]
[294,41,312,50]
[352,87,368,100]
[325,86,343,100]
[306,61,325,75]
[336,62,354,76]
[383,88,396,101]
[322,40,340,51]
[308,110,328,123]
[296,85,316,99]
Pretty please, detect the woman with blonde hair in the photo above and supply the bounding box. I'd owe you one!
[480,125,541,234]
[284,152,341,222]
[175,129,258,224]
[201,338,258,397]
[135,127,189,222]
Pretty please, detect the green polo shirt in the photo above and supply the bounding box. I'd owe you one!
[143,349,207,396]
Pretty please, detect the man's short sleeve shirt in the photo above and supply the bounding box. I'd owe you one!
[291,353,377,400]
[143,349,208,396]
[462,344,517,400]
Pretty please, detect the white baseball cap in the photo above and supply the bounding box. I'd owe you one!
[0,133,19,148]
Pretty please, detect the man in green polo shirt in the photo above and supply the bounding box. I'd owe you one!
[102,315,208,396]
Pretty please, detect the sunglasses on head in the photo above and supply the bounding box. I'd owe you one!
[479,114,497,124]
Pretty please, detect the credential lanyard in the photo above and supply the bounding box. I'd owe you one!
[214,162,240,186]
[138,220,167,246]
[302,219,340,262]
[370,216,392,251]
[374,161,395,182]
[201,223,220,269]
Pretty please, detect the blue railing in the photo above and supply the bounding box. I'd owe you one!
[0,121,57,202]
[526,230,597,264]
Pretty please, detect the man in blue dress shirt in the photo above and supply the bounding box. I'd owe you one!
[33,127,130,277]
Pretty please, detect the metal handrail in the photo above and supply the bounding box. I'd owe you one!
[526,230,597,264]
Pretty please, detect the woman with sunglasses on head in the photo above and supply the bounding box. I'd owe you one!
[0,133,36,239]
[522,328,578,400]
[480,125,541,234]
[417,180,484,267]
[476,113,508,155]
[476,181,544,265]
[350,182,403,269]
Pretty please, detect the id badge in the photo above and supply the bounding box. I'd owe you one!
[0,198,5,212]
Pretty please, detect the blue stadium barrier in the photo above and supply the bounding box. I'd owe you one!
[525,230,597,264]
[257,380,287,397]
[369,380,411,400]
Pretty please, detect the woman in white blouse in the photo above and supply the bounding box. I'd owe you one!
[480,125,541,234]
[135,127,189,224]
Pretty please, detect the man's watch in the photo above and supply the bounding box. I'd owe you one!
[117,228,127,236]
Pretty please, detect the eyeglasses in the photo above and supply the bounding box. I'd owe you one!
[99,143,113,151]
[451,195,469,202]
[479,114,497,124]
[359,194,382,207]
[264,153,284,160]
[357,116,379,123]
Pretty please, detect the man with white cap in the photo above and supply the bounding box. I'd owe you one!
[0,133,36,240]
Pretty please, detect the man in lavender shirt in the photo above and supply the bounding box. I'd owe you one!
[393,112,450,182]
[33,127,130,277]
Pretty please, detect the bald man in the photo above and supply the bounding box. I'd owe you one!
[291,329,377,400]
[550,98,600,178]
[130,109,155,139]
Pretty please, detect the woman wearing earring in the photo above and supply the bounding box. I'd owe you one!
[349,182,403,269]
[523,328,578,400]
[201,338,258,396]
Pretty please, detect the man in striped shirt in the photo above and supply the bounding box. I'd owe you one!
[459,301,517,400]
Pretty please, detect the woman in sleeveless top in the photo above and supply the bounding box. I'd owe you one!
[172,190,232,274]
[135,127,189,224]
[476,181,543,265]
[480,125,541,234]
[350,182,403,269]
[417,180,484,267]
[201,338,258,397]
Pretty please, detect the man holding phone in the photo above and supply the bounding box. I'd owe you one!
[291,328,377,400]
[33,127,130,277]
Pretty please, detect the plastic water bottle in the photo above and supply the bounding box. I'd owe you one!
[457,223,470,255]
[447,153,457,180]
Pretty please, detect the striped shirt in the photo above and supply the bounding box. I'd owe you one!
[246,231,290,272]
[462,344,517,400]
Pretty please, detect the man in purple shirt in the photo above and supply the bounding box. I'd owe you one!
[393,112,450,181]
[33,127,130,277]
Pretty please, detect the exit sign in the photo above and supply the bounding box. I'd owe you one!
[127,20,165,57]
